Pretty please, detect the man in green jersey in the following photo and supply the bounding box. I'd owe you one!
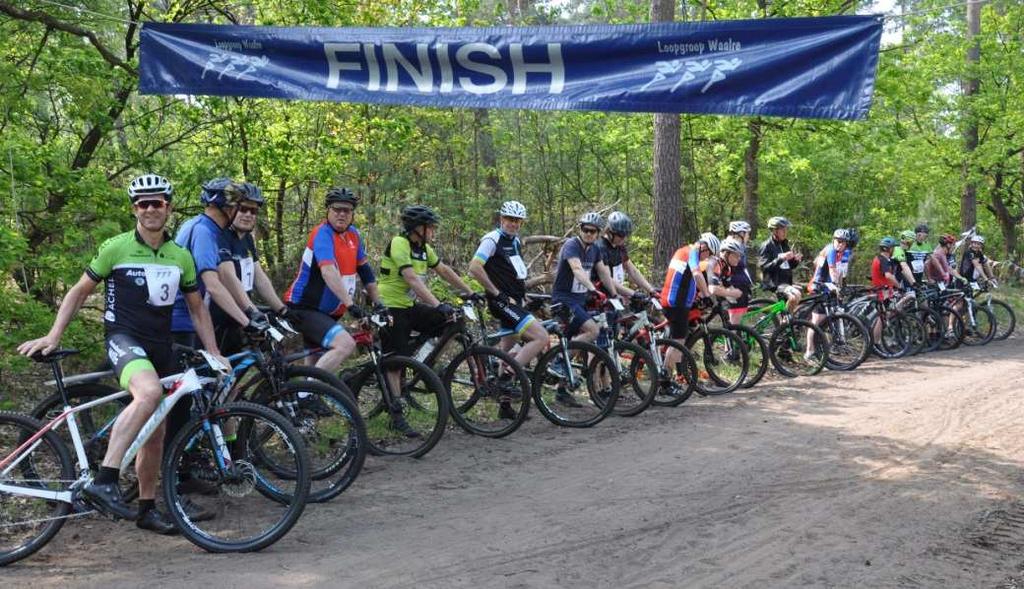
[892,230,919,288]
[19,174,228,534]
[378,204,475,436]
[906,223,932,284]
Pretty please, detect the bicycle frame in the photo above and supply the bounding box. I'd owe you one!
[0,369,216,504]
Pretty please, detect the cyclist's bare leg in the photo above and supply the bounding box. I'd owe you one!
[573,319,598,344]
[515,321,548,367]
[315,331,356,373]
[134,422,165,500]
[807,311,825,355]
[786,291,802,314]
[101,370,164,483]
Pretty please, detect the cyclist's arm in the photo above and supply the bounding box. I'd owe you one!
[434,262,473,295]
[319,263,355,308]
[218,260,258,314]
[593,260,621,298]
[898,261,917,286]
[694,270,711,298]
[567,257,598,292]
[623,259,655,293]
[184,290,226,362]
[17,273,98,356]
[252,264,286,313]
[202,270,251,327]
[467,258,501,297]
[399,267,440,306]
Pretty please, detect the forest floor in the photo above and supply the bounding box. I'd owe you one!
[5,335,1024,588]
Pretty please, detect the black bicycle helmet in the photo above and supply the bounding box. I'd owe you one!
[607,211,634,235]
[325,187,359,208]
[224,181,265,207]
[199,177,233,207]
[401,204,440,231]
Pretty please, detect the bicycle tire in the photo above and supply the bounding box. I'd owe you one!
[650,339,698,407]
[0,411,74,567]
[602,340,657,417]
[252,381,367,503]
[531,340,620,428]
[686,327,749,395]
[769,319,829,377]
[821,313,871,371]
[917,307,944,354]
[988,299,1015,341]
[937,304,965,350]
[962,304,996,346]
[163,401,310,553]
[345,355,450,458]
[727,324,769,388]
[443,345,531,438]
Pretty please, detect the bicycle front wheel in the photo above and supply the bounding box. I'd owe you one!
[0,412,74,567]
[347,356,450,458]
[532,340,620,427]
[769,319,829,377]
[163,401,310,553]
[727,325,769,388]
[686,327,749,395]
[988,299,1015,341]
[822,313,871,371]
[962,304,996,346]
[444,345,531,438]
[650,339,698,407]
[607,340,657,417]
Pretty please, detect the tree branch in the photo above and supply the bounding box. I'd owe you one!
[106,116,231,180]
[0,1,135,75]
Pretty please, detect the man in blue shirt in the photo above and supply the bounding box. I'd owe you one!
[551,212,619,343]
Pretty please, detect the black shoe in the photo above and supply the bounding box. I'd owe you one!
[82,481,137,520]
[389,414,421,438]
[298,394,334,417]
[497,401,517,420]
[136,508,179,535]
[179,496,215,522]
[555,388,583,408]
[496,374,523,400]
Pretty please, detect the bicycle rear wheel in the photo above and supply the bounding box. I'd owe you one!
[605,340,656,417]
[163,401,310,553]
[532,340,620,427]
[0,412,74,567]
[727,325,769,388]
[444,345,531,438]
[937,305,965,350]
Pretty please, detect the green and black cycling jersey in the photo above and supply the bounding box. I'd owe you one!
[378,234,439,309]
[85,229,198,341]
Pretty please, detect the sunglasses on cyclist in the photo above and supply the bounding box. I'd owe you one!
[133,199,168,210]
[329,205,354,214]
[580,226,599,235]
[236,205,260,215]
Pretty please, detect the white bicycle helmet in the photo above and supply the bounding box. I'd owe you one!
[698,232,721,255]
[767,216,791,229]
[128,174,173,202]
[970,235,985,244]
[498,200,527,219]
[728,220,751,234]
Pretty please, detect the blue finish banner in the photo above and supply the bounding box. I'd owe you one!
[139,16,882,120]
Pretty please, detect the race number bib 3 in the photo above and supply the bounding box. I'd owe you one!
[145,266,180,307]
[509,254,528,280]
[239,257,255,291]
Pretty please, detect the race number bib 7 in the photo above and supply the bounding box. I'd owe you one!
[239,257,255,291]
[145,266,180,307]
[509,254,528,280]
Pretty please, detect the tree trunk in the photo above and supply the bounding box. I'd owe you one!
[988,167,1021,261]
[274,177,286,273]
[960,0,982,231]
[650,0,686,271]
[474,108,501,199]
[743,119,763,240]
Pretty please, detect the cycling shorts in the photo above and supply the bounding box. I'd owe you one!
[551,293,591,338]
[662,305,691,340]
[382,303,450,356]
[286,305,346,349]
[106,333,178,389]
[486,297,536,335]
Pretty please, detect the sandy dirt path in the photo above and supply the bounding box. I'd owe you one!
[6,339,1024,588]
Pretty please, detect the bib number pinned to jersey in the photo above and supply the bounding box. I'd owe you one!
[509,254,528,280]
[911,259,925,273]
[780,261,791,270]
[145,266,180,307]
[239,257,255,291]
[612,264,625,284]
[342,274,357,299]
